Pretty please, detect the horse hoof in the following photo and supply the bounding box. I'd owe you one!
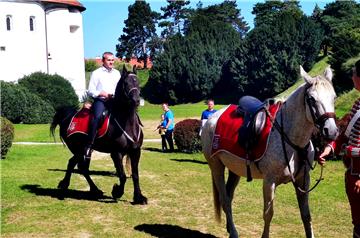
[57,180,69,190]
[133,194,148,205]
[112,184,124,199]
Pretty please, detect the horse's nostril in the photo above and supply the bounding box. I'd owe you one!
[323,127,329,137]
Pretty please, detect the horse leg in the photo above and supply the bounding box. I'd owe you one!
[226,170,240,201]
[111,152,127,199]
[129,149,147,205]
[295,167,314,238]
[58,155,77,190]
[261,179,276,238]
[211,158,238,238]
[79,157,103,196]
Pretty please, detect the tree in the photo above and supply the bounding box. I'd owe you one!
[320,0,360,93]
[159,0,191,38]
[229,8,324,100]
[187,0,249,38]
[144,2,245,103]
[116,1,159,69]
[297,16,324,71]
[252,0,302,27]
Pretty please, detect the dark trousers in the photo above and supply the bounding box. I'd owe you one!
[345,171,360,238]
[161,135,167,151]
[165,129,174,152]
[88,98,106,145]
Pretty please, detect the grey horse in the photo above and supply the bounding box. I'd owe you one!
[201,66,338,238]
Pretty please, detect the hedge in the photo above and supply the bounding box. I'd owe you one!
[18,72,79,110]
[1,81,54,124]
[1,117,14,159]
[174,119,202,153]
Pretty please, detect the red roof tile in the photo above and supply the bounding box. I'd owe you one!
[41,0,85,11]
[89,57,152,69]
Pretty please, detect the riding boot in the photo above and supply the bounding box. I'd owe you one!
[85,118,98,161]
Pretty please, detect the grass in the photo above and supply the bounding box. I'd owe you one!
[5,61,355,237]
[1,143,352,238]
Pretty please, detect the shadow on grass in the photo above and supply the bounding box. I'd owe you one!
[142,147,207,165]
[48,168,117,177]
[142,147,179,153]
[134,224,218,238]
[20,184,116,203]
[170,158,207,165]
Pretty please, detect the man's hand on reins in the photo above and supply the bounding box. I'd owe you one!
[318,145,332,166]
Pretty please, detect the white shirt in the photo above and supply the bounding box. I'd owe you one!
[88,66,120,98]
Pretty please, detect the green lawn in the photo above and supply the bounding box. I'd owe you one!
[1,144,352,238]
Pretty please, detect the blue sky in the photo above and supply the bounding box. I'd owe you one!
[81,0,335,59]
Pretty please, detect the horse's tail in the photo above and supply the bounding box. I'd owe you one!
[50,106,77,142]
[212,177,222,223]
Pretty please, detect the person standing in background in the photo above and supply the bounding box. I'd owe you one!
[200,99,217,135]
[155,114,167,152]
[162,103,175,152]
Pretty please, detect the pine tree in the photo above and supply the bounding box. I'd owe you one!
[116,1,159,69]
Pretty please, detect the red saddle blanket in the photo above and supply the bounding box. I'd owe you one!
[212,103,281,161]
[67,108,110,138]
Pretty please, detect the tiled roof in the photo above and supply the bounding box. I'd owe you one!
[41,0,85,11]
[89,57,153,69]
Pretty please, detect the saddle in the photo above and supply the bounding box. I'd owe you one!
[67,107,110,138]
[236,96,274,150]
[212,99,281,182]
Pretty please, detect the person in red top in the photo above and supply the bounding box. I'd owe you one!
[319,59,360,238]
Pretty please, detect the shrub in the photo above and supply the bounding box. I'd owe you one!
[18,72,79,110]
[1,117,14,159]
[1,81,26,123]
[174,119,202,153]
[85,59,99,72]
[0,81,54,124]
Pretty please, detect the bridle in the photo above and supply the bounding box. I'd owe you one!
[122,73,140,99]
[266,85,336,194]
[304,86,336,134]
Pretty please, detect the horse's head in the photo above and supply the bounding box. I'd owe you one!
[300,65,338,141]
[115,65,141,108]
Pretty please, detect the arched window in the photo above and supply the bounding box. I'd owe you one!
[29,16,35,31]
[6,15,12,31]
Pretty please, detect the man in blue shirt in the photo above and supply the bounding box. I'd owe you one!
[201,99,217,127]
[162,103,175,152]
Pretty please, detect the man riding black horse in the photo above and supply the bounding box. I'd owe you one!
[85,51,120,161]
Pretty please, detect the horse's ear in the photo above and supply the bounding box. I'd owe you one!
[323,65,333,82]
[133,65,137,75]
[300,65,315,84]
[122,65,128,74]
[121,64,128,78]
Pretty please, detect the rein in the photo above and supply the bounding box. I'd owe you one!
[265,100,324,194]
[113,74,142,144]
[114,117,141,143]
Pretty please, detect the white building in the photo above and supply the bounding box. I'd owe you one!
[0,0,86,98]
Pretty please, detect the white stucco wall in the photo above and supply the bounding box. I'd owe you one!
[46,8,86,98]
[0,1,47,82]
[0,0,86,99]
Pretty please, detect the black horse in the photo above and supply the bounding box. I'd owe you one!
[50,66,147,204]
